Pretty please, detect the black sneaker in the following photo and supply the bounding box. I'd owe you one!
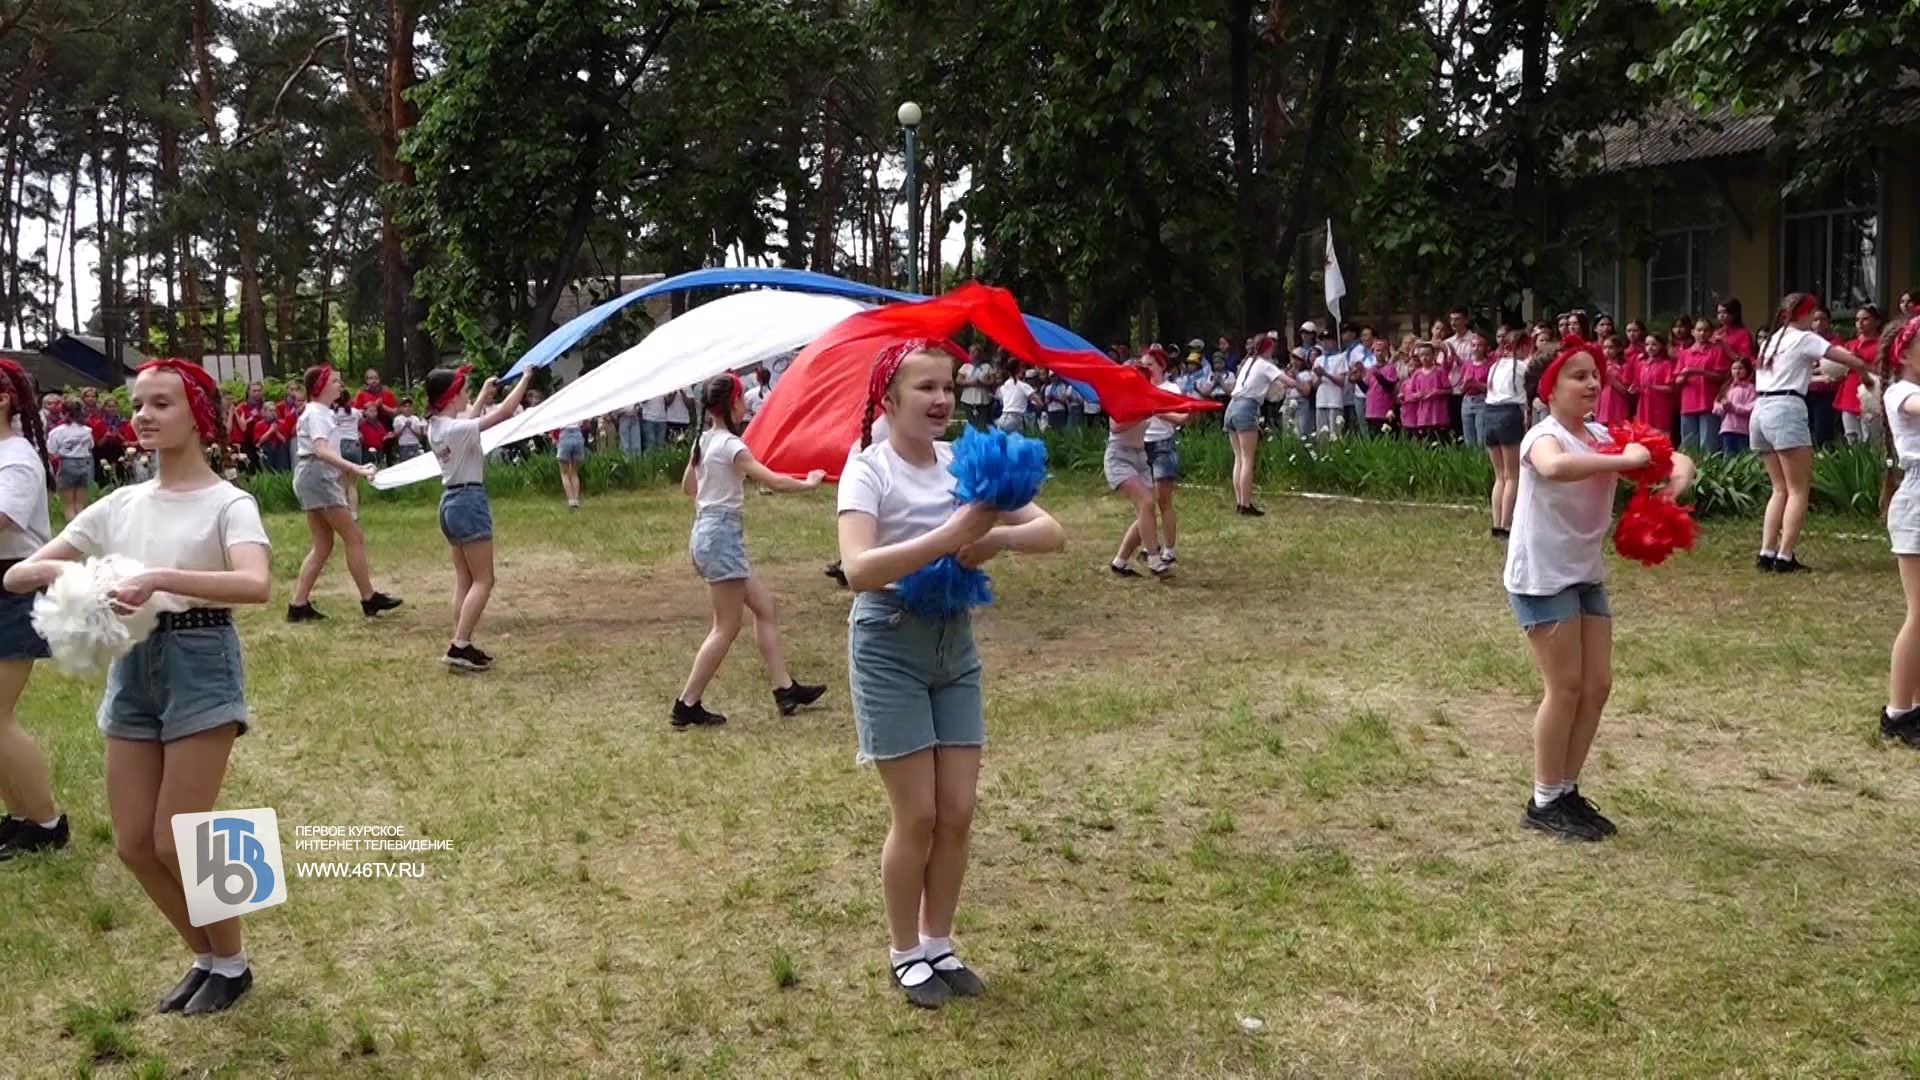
[286,603,326,623]
[1774,555,1811,573]
[1756,554,1777,572]
[890,958,951,1010]
[1110,562,1141,578]
[773,681,826,716]
[469,644,495,667]
[156,966,209,1014]
[1519,795,1603,841]
[0,817,16,848]
[181,968,253,1016]
[1492,527,1510,540]
[442,644,490,673]
[825,561,848,587]
[1563,787,1617,837]
[1244,504,1266,517]
[361,592,404,617]
[671,699,727,729]
[0,814,67,860]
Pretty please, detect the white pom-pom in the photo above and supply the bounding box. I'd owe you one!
[1819,358,1848,382]
[1860,375,1885,422]
[31,557,173,674]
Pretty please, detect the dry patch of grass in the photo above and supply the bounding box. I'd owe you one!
[1,480,1918,1076]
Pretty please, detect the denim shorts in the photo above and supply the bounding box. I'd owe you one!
[1224,397,1261,432]
[293,458,347,511]
[1480,403,1527,447]
[1104,441,1149,489]
[54,457,91,491]
[556,426,588,463]
[1145,438,1179,481]
[0,564,49,661]
[848,591,984,764]
[98,622,249,742]
[438,483,493,545]
[1750,395,1811,453]
[1509,582,1611,629]
[689,509,751,583]
[1889,468,1920,555]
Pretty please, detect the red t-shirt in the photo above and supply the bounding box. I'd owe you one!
[89,416,134,446]
[1676,344,1728,415]
[358,419,387,450]
[1717,326,1755,360]
[1836,336,1879,414]
[1636,358,1678,429]
[253,419,288,446]
[352,388,398,420]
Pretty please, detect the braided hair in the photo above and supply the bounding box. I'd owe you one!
[0,363,52,491]
[1759,292,1816,371]
[689,374,742,467]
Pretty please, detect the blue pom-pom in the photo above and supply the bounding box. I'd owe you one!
[949,425,1048,511]
[896,556,995,619]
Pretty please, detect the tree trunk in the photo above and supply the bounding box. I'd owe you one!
[159,118,197,357]
[110,120,131,358]
[1271,19,1350,333]
[63,154,80,333]
[1229,0,1258,332]
[318,207,342,364]
[92,127,109,354]
[275,273,295,369]
[1512,0,1549,292]
[812,84,837,273]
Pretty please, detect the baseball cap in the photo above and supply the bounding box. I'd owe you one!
[1300,321,1318,334]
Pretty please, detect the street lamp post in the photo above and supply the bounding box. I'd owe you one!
[898,101,922,295]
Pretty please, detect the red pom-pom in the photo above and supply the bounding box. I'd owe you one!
[1599,420,1676,486]
[1613,490,1699,567]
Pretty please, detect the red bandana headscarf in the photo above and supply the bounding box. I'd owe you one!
[430,366,471,414]
[1892,316,1920,368]
[136,358,220,443]
[1787,294,1820,323]
[1538,335,1604,403]
[867,339,940,408]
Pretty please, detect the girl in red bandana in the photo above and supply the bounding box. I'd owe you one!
[1876,312,1920,748]
[1502,339,1695,842]
[835,341,1066,1009]
[424,365,530,672]
[286,365,403,622]
[6,359,273,1015]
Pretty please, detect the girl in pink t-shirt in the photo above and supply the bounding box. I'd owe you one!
[1400,343,1446,439]
[1364,339,1398,432]
[1677,318,1731,450]
[1635,335,1678,434]
[1716,357,1756,454]
[1596,336,1637,425]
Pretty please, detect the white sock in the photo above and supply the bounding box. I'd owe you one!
[1163,546,1175,559]
[452,639,470,649]
[192,952,215,971]
[1533,780,1569,807]
[36,816,60,829]
[920,935,964,971]
[1889,704,1916,718]
[1760,549,1777,559]
[889,945,933,986]
[209,950,248,978]
[1111,558,1130,571]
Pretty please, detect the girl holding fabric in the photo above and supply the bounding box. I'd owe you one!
[425,366,531,672]
[0,358,65,861]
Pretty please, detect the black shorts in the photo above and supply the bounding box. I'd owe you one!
[1480,404,1527,447]
[0,562,50,661]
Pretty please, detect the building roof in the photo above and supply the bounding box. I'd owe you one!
[1589,105,1775,174]
[0,349,111,391]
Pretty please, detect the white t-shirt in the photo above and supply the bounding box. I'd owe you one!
[295,402,336,460]
[0,436,50,559]
[664,391,691,425]
[60,480,270,607]
[1082,389,1103,416]
[1145,379,1183,442]
[997,379,1034,415]
[1503,417,1615,596]
[743,383,770,419]
[1109,417,1148,449]
[959,363,992,406]
[334,405,361,444]
[1756,326,1835,395]
[1233,358,1283,401]
[392,414,427,448]
[1888,381,1920,465]
[428,414,486,486]
[1315,350,1352,409]
[694,430,748,513]
[641,395,669,423]
[837,440,956,550]
[46,421,93,460]
[1486,356,1527,406]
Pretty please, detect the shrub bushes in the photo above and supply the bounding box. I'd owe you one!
[237,424,1889,521]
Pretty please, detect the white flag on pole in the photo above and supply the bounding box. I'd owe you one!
[1323,219,1346,326]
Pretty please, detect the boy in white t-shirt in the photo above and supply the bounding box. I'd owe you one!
[425,365,531,672]
[994,370,1034,433]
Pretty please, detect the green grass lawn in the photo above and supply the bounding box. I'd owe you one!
[3,477,1919,1077]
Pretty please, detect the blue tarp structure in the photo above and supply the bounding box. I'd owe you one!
[502,267,1111,402]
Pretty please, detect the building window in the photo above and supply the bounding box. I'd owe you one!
[1647,226,1730,323]
[1782,168,1880,310]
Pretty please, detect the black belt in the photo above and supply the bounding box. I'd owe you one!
[1757,390,1806,400]
[444,482,483,490]
[157,608,232,632]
